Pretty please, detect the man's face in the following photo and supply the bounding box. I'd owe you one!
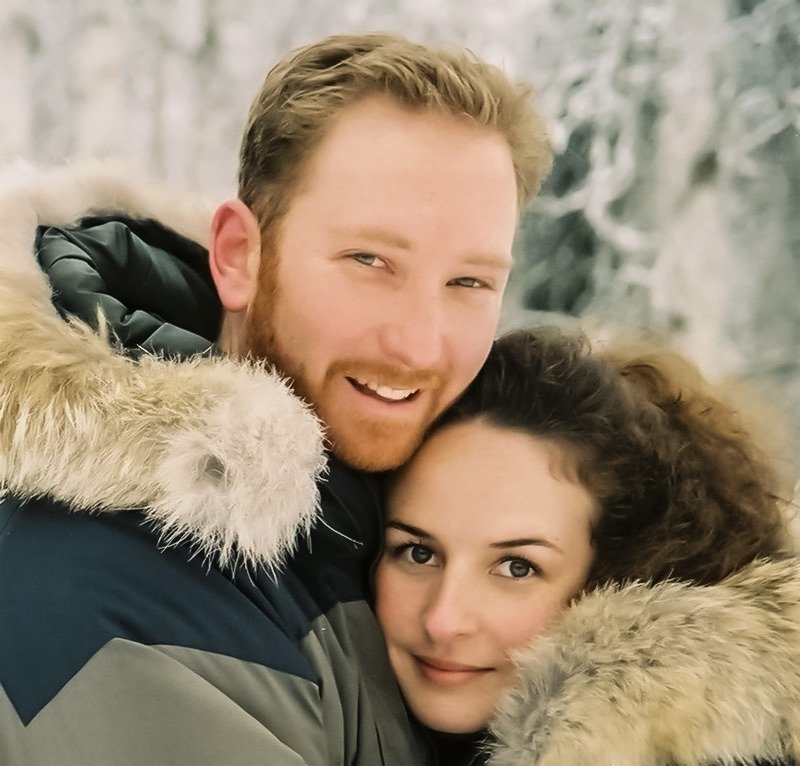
[246,97,518,471]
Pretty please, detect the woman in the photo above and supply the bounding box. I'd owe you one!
[375,328,800,765]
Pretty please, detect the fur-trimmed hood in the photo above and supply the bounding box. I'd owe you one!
[488,557,800,765]
[0,162,326,570]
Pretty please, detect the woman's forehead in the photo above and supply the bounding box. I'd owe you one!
[387,419,596,546]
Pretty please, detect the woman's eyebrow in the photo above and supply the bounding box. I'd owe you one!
[490,538,563,554]
[386,521,433,538]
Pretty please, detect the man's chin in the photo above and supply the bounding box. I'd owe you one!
[329,429,427,472]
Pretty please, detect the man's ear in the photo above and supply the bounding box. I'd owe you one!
[209,199,262,312]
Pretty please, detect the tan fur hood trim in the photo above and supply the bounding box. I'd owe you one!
[489,558,800,765]
[0,162,327,570]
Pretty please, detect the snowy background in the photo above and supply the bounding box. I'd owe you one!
[1,0,799,472]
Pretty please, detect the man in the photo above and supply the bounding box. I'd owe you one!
[0,34,551,765]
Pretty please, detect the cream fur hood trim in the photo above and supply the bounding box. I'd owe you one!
[0,162,327,570]
[489,558,800,765]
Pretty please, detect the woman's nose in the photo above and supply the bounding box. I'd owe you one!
[422,575,479,643]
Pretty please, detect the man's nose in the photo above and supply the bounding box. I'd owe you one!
[378,288,445,371]
[422,574,479,644]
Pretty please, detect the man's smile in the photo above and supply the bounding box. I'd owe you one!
[348,376,421,402]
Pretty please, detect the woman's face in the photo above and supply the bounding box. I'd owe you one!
[374,419,595,734]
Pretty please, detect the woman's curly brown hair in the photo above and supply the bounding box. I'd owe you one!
[436,328,792,589]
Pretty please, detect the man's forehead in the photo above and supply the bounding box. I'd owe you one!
[304,97,514,178]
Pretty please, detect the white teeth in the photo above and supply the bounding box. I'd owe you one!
[374,385,415,401]
[353,377,417,401]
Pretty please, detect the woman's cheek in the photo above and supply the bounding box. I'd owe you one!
[374,564,413,635]
[502,598,564,652]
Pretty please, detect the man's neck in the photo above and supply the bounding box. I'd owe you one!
[217,311,246,357]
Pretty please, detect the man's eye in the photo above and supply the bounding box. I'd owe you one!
[351,253,387,268]
[448,276,489,289]
[494,558,538,579]
[399,543,436,566]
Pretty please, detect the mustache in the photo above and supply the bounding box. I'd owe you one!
[327,359,443,390]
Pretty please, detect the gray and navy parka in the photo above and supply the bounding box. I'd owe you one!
[0,164,433,766]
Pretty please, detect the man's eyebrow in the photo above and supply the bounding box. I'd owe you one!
[463,253,514,270]
[489,538,563,554]
[386,521,434,538]
[338,227,412,250]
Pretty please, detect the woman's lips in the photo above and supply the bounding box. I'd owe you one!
[414,655,494,684]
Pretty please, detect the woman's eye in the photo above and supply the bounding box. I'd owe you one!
[351,253,386,268]
[400,543,436,566]
[495,558,537,579]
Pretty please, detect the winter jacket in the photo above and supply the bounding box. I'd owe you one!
[0,163,432,766]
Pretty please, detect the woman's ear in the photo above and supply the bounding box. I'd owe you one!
[209,199,262,312]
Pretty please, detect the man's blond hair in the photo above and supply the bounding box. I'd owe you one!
[239,33,552,244]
